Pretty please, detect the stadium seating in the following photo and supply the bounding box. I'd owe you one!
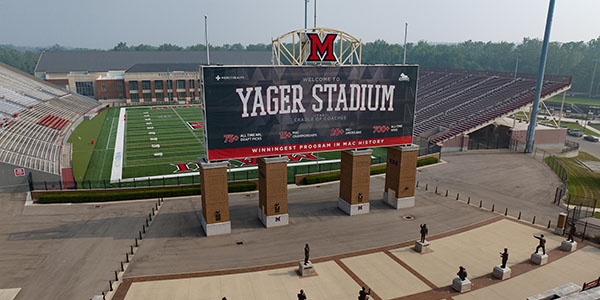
[0,64,100,175]
[414,68,571,144]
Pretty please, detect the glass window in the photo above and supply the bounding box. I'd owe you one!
[168,92,173,100]
[167,80,173,89]
[143,93,152,101]
[189,79,195,89]
[177,80,186,89]
[178,92,187,99]
[117,81,123,91]
[155,92,164,100]
[103,94,107,100]
[142,80,151,90]
[190,91,195,99]
[130,93,139,101]
[75,82,95,96]
[129,81,138,91]
[119,93,124,99]
[101,83,107,91]
[154,80,163,90]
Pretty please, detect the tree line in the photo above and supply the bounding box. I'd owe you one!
[1,37,599,95]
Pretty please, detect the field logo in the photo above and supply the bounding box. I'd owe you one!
[306,33,337,62]
[187,122,203,130]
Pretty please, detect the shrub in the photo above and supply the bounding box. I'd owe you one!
[417,156,439,167]
[228,181,257,193]
[302,156,439,185]
[38,181,257,203]
[303,172,340,184]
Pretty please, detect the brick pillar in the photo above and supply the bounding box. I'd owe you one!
[338,149,372,215]
[384,145,419,209]
[257,157,289,227]
[199,161,231,236]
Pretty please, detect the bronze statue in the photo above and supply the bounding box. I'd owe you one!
[304,244,310,265]
[534,234,546,255]
[567,222,576,243]
[358,286,371,300]
[297,289,307,300]
[457,266,467,281]
[419,224,428,243]
[500,248,509,268]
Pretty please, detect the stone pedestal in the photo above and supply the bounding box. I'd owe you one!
[257,157,289,228]
[530,253,548,265]
[452,278,471,293]
[493,266,511,280]
[560,240,577,252]
[384,145,419,209]
[414,240,430,253]
[199,162,231,236]
[298,261,316,276]
[338,149,372,215]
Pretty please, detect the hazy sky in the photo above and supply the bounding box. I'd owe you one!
[0,0,599,49]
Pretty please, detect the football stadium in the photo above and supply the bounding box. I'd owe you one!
[1,1,600,300]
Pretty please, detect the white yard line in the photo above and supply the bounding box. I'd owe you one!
[109,108,126,183]
[98,112,118,180]
[171,107,203,144]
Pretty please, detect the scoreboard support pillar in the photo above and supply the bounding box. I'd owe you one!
[199,161,231,236]
[383,145,419,209]
[257,157,289,227]
[338,149,372,215]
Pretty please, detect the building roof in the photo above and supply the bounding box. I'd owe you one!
[126,63,200,73]
[35,51,272,73]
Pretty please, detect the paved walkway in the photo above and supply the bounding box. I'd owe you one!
[116,217,599,300]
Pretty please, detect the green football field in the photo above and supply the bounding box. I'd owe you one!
[547,95,600,106]
[74,104,389,186]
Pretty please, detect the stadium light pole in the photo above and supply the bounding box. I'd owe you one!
[589,59,600,97]
[305,0,308,29]
[314,0,317,28]
[403,23,408,64]
[525,0,555,153]
[205,15,210,65]
[514,58,519,79]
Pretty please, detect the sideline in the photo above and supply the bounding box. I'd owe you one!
[109,108,126,183]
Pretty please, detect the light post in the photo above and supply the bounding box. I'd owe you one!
[589,59,600,98]
[525,0,556,153]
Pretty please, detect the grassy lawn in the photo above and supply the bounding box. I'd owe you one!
[551,152,600,207]
[546,96,600,106]
[68,109,110,181]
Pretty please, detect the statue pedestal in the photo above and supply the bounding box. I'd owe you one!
[492,266,511,280]
[414,240,430,253]
[298,261,316,277]
[452,278,471,293]
[560,240,577,252]
[530,253,548,265]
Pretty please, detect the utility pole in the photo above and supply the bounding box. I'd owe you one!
[589,59,600,97]
[525,0,555,153]
[403,23,408,64]
[204,15,210,65]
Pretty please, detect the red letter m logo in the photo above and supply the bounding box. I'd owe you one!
[307,33,337,62]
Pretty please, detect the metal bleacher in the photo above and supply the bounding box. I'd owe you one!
[0,63,100,175]
[414,68,571,144]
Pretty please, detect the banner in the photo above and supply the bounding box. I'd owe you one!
[202,65,417,161]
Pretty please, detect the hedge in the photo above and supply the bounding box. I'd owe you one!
[303,156,439,185]
[38,182,257,204]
